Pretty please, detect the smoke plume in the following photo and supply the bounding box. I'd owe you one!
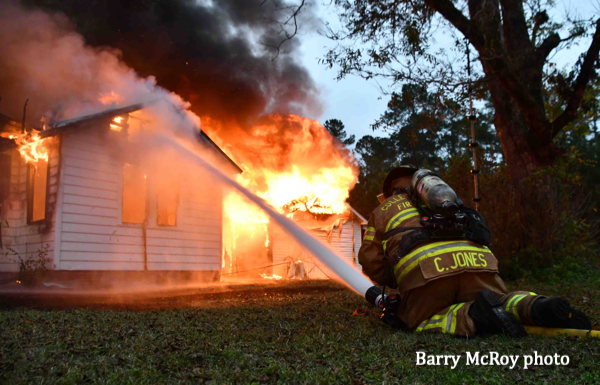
[2,0,319,127]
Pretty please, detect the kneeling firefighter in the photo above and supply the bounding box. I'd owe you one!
[359,166,592,337]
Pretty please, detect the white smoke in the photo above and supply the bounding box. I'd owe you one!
[0,1,198,132]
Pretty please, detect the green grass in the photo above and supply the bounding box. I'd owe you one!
[1,277,599,385]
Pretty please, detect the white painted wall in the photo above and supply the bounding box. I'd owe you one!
[55,127,222,271]
[0,146,59,272]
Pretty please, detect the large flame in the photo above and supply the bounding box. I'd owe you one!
[208,114,359,280]
[205,114,358,217]
[6,132,50,164]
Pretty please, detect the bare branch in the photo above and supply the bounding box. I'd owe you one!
[536,32,561,62]
[261,0,306,59]
[551,19,600,137]
[531,10,549,46]
[423,0,485,49]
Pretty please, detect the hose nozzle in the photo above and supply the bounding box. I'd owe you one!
[365,286,385,308]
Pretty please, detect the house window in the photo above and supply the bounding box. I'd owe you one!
[122,163,147,224]
[156,175,179,226]
[27,159,48,223]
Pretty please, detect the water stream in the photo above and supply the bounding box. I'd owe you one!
[162,135,374,296]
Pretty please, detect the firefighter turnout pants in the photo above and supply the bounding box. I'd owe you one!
[399,272,542,337]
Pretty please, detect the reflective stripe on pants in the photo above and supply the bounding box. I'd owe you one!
[416,303,466,334]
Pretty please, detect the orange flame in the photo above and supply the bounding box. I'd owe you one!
[209,113,359,281]
[8,132,49,164]
[98,91,124,105]
[206,114,358,218]
[260,274,282,280]
[110,116,125,131]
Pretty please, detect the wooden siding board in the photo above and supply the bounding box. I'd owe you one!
[63,165,118,183]
[147,254,220,263]
[61,203,118,217]
[147,262,220,271]
[60,251,144,262]
[61,147,119,166]
[61,232,144,245]
[62,175,118,191]
[63,184,118,200]
[60,261,143,270]
[61,241,144,254]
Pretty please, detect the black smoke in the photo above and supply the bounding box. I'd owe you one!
[12,0,319,127]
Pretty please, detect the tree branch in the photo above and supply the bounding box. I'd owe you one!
[551,19,600,137]
[423,0,485,49]
[261,0,306,59]
[531,10,549,46]
[500,0,534,56]
[536,32,561,62]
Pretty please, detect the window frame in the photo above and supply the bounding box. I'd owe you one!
[121,162,148,225]
[26,159,50,224]
[156,178,180,227]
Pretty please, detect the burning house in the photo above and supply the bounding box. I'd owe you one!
[0,2,366,285]
[212,115,365,281]
[0,102,365,284]
[0,104,241,281]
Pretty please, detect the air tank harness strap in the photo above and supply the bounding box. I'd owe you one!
[382,227,432,263]
[381,226,423,289]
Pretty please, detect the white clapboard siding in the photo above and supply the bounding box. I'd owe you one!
[57,128,223,271]
[145,180,222,271]
[354,221,363,268]
[0,145,58,272]
[271,218,363,279]
[58,130,139,270]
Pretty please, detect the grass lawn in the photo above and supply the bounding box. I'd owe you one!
[1,276,599,385]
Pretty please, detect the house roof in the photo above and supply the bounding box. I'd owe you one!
[347,205,367,224]
[0,103,243,174]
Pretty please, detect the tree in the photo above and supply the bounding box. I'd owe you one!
[373,84,502,164]
[348,83,500,216]
[322,0,600,193]
[324,118,356,146]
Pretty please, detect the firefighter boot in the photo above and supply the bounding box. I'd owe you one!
[468,290,528,338]
[531,297,592,330]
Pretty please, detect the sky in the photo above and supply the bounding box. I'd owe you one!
[297,0,600,145]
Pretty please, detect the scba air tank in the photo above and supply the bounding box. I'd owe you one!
[411,169,461,216]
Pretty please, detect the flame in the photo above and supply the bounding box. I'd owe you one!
[110,116,124,131]
[224,193,269,226]
[207,113,358,281]
[8,132,50,163]
[260,274,282,280]
[98,91,124,105]
[253,165,356,215]
[206,114,358,218]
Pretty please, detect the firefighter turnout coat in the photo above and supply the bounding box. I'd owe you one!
[358,192,500,294]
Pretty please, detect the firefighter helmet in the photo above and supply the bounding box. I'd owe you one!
[382,165,419,199]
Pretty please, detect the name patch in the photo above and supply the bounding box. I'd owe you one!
[419,251,498,279]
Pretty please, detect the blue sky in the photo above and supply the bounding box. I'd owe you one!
[296,0,599,144]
